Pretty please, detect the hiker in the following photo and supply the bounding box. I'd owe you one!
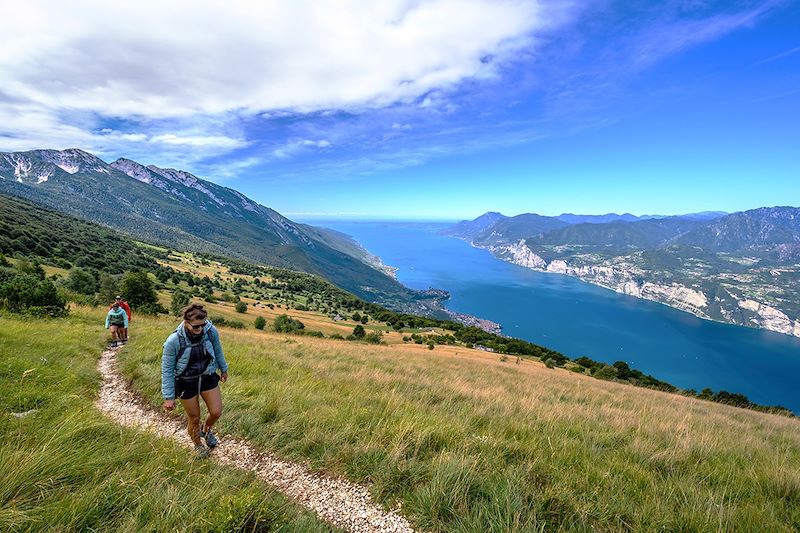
[161,303,229,457]
[110,296,132,342]
[105,302,129,347]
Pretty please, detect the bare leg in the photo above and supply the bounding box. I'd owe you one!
[110,325,120,341]
[200,386,222,431]
[179,396,203,445]
[122,327,128,340]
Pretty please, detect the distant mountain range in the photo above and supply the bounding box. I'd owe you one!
[446,208,800,336]
[0,148,426,309]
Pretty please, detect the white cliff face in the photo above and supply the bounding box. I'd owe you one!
[738,299,799,336]
[147,165,228,207]
[490,240,546,268]
[487,240,800,337]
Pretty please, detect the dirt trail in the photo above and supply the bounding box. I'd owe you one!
[96,347,415,533]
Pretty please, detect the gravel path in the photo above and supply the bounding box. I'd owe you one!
[96,347,416,533]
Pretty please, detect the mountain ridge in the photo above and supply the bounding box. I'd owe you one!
[0,148,425,309]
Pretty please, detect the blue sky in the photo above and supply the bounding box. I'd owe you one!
[1,0,798,220]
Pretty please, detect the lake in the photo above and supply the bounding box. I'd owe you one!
[308,220,800,413]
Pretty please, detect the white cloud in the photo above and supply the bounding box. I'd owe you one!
[273,139,332,159]
[0,0,553,119]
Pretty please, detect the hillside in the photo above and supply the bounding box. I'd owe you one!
[447,208,800,336]
[0,149,420,308]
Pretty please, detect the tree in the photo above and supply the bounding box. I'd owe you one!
[0,253,9,267]
[171,289,191,316]
[120,271,158,308]
[97,273,120,305]
[17,259,45,280]
[64,267,98,295]
[351,312,361,322]
[0,270,67,316]
[273,314,305,333]
[235,301,248,313]
[352,324,366,339]
[360,315,369,324]
[254,316,266,330]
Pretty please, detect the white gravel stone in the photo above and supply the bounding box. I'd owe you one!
[96,347,416,533]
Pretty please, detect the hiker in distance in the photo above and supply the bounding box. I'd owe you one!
[162,303,229,457]
[111,295,131,342]
[105,301,129,347]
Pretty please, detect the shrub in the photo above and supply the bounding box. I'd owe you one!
[235,301,247,313]
[254,316,266,330]
[428,342,435,351]
[329,333,344,340]
[64,267,98,295]
[594,364,619,379]
[0,268,68,316]
[225,320,246,329]
[201,291,217,303]
[499,354,508,362]
[170,289,191,316]
[210,315,227,326]
[352,324,366,339]
[544,358,557,369]
[364,331,383,344]
[97,273,120,305]
[303,330,325,338]
[120,271,158,308]
[138,302,168,316]
[273,314,304,333]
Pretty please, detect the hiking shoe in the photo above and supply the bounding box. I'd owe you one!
[194,444,209,458]
[201,427,219,448]
[110,340,119,348]
[121,339,128,345]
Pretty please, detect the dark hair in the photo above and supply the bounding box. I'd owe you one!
[182,303,207,321]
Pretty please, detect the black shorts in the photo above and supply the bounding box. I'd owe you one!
[175,373,220,400]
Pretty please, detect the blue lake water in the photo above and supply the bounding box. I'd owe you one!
[310,220,800,413]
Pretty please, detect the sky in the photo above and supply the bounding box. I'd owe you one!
[0,0,798,220]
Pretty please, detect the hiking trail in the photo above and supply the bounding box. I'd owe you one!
[96,347,416,533]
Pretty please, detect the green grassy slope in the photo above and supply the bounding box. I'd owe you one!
[0,311,335,533]
[119,311,800,533]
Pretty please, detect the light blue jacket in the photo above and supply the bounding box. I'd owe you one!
[161,321,228,400]
[105,307,129,328]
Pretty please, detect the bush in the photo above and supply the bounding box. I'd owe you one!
[428,342,435,351]
[210,315,227,326]
[138,302,168,316]
[225,320,246,329]
[594,364,618,379]
[364,331,383,344]
[64,267,98,295]
[120,271,158,308]
[329,333,344,340]
[303,330,325,338]
[273,314,304,333]
[97,273,120,305]
[201,291,217,303]
[0,268,68,317]
[254,316,266,330]
[352,324,366,339]
[544,358,556,369]
[235,301,247,313]
[171,289,191,316]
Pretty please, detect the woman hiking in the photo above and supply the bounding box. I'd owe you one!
[105,301,129,348]
[161,303,229,457]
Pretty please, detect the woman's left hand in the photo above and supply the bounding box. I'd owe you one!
[220,371,228,383]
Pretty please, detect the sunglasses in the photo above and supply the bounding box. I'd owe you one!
[187,321,207,331]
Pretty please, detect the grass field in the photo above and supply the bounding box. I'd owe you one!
[115,307,800,532]
[0,310,335,532]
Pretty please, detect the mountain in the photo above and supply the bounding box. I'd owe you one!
[444,206,800,337]
[443,211,508,239]
[528,217,705,249]
[675,207,800,256]
[471,213,569,244]
[0,149,419,307]
[556,212,643,224]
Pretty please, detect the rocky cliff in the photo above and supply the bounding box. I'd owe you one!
[489,240,800,337]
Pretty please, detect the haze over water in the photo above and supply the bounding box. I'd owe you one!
[311,220,800,413]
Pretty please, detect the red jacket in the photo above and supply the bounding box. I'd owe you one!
[110,301,132,321]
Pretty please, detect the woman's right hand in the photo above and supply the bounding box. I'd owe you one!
[163,399,176,411]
